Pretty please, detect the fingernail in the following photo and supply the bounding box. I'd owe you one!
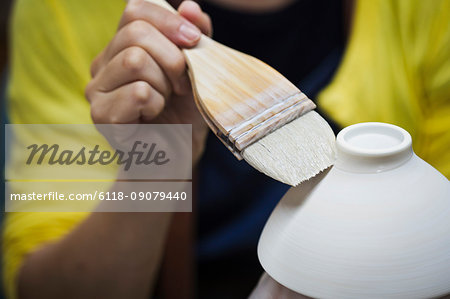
[179,23,201,42]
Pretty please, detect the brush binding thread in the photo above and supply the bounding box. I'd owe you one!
[226,92,316,153]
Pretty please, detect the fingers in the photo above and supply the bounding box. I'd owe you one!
[88,81,165,124]
[119,0,202,47]
[178,1,213,37]
[94,20,188,95]
[87,0,212,125]
[92,0,212,91]
[92,46,172,98]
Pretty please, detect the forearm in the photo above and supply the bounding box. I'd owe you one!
[18,208,172,299]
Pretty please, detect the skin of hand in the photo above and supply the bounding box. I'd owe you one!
[85,0,212,163]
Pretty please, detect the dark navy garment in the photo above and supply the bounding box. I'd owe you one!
[196,1,344,297]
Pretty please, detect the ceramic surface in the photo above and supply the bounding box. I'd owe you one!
[258,123,450,298]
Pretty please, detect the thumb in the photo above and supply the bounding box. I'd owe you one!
[178,1,213,37]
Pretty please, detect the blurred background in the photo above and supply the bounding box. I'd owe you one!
[1,1,13,299]
[0,0,12,69]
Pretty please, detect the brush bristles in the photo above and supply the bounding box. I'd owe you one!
[242,111,336,186]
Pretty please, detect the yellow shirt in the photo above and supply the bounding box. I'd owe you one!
[4,0,450,298]
[319,0,450,177]
[4,1,124,298]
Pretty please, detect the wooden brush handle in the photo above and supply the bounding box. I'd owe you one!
[144,0,316,158]
[143,0,238,153]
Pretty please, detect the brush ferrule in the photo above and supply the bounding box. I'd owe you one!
[227,92,316,153]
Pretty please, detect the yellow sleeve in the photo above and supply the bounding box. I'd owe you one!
[318,0,450,177]
[4,1,124,298]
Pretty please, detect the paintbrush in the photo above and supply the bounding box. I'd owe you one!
[145,0,336,185]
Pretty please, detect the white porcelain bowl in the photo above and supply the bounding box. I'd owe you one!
[258,122,450,299]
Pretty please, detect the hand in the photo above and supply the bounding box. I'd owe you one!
[85,0,212,163]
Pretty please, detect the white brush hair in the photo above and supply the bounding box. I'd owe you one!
[242,111,337,186]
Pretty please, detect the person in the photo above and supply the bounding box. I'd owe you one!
[3,0,449,298]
